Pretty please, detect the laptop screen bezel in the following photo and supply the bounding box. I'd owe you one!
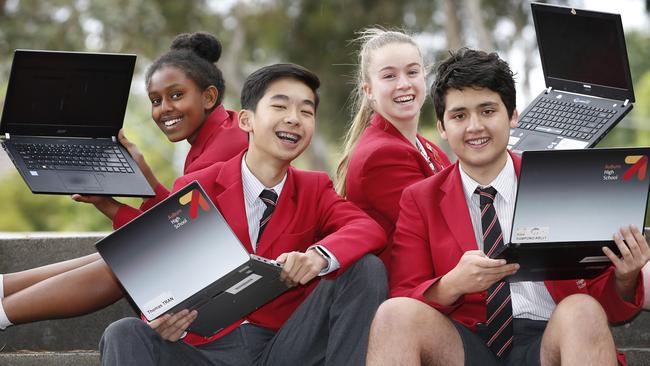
[0,49,136,138]
[531,2,635,102]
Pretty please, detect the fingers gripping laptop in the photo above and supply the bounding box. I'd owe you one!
[96,181,289,337]
[509,3,636,153]
[492,147,650,282]
[0,49,154,197]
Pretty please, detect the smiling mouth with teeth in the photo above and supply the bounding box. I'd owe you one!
[467,137,489,145]
[276,131,300,143]
[163,117,182,127]
[394,95,415,103]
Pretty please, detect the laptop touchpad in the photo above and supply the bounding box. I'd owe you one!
[58,172,102,190]
[517,133,556,150]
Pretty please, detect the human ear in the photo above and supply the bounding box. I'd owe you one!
[202,86,219,110]
[238,110,254,133]
[437,120,447,140]
[362,82,373,101]
[509,109,519,129]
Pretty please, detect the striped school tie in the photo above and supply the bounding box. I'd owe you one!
[257,189,278,244]
[475,186,513,358]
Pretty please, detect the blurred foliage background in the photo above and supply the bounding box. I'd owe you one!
[0,0,649,231]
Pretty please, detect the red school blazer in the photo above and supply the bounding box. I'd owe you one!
[172,150,387,346]
[112,105,248,229]
[345,113,451,267]
[390,151,643,330]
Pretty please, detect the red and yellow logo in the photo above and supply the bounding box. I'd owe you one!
[179,189,210,219]
[623,155,648,181]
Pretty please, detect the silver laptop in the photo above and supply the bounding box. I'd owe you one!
[492,147,650,281]
[509,3,635,153]
[0,49,154,197]
[96,181,289,337]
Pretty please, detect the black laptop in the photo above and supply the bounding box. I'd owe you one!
[96,181,289,337]
[492,147,650,281]
[509,3,635,153]
[0,49,154,197]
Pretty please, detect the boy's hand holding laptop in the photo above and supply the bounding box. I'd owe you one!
[276,250,328,287]
[145,247,330,342]
[605,225,650,302]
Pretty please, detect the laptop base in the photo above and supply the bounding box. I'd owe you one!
[2,136,154,197]
[492,241,618,282]
[180,259,288,338]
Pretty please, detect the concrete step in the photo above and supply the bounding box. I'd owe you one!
[1,233,650,364]
[0,233,137,351]
[621,348,650,366]
[0,351,99,366]
[613,311,650,348]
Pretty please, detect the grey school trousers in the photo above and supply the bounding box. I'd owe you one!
[99,254,387,366]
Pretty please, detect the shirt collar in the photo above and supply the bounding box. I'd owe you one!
[459,154,516,204]
[241,153,286,207]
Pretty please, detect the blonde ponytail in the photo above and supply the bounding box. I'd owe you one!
[335,27,420,197]
[335,97,373,196]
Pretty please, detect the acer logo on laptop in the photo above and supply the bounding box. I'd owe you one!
[179,189,210,219]
[623,155,648,181]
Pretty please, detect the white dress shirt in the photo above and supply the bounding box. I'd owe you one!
[459,155,556,321]
[241,155,339,274]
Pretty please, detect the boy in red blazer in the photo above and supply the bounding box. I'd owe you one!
[366,49,648,366]
[100,64,388,366]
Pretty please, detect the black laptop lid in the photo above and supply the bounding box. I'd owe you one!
[531,3,635,102]
[0,49,136,137]
[511,148,650,245]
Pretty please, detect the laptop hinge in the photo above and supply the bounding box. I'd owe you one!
[623,99,629,107]
[111,136,117,142]
[544,86,552,94]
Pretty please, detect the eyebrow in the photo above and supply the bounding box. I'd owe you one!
[378,62,422,73]
[270,94,315,108]
[447,101,499,114]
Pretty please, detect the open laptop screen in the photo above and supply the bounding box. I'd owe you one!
[1,50,135,137]
[532,3,634,101]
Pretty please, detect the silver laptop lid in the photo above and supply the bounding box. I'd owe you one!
[511,148,650,244]
[96,181,251,319]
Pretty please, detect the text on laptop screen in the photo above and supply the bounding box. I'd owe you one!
[534,7,631,92]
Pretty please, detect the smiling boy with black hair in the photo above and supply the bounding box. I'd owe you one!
[367,48,648,366]
[100,63,388,366]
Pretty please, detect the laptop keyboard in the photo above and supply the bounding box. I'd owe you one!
[517,99,616,141]
[14,143,134,173]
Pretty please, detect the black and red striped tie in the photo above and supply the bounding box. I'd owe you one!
[257,189,278,244]
[475,186,513,357]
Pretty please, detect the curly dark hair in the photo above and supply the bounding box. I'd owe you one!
[431,48,516,126]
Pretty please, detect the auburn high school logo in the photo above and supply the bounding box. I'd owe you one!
[623,155,648,181]
[179,189,210,219]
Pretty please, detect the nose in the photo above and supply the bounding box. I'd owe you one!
[161,97,174,113]
[396,72,411,90]
[466,113,484,132]
[284,107,301,125]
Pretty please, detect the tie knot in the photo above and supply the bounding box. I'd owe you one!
[475,186,497,207]
[259,189,278,208]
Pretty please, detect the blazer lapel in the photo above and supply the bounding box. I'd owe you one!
[372,114,434,177]
[213,153,253,254]
[439,164,478,253]
[256,167,297,256]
